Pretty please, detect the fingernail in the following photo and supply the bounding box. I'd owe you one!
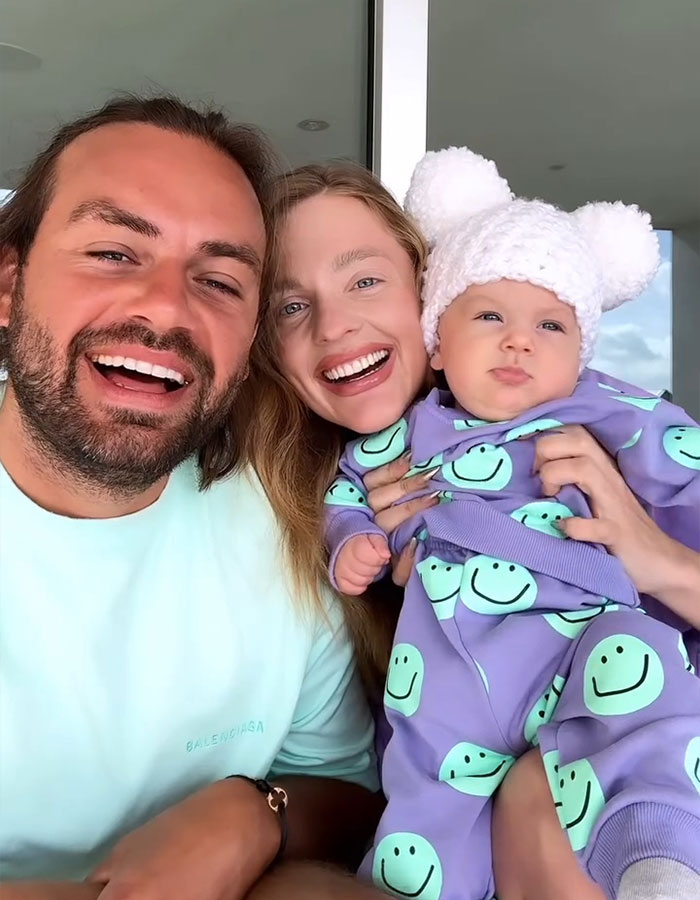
[428,490,441,500]
[408,537,418,554]
[419,466,440,481]
[400,451,412,463]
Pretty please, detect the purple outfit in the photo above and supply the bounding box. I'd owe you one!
[324,369,700,900]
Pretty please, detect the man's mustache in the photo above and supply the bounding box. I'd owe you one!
[68,322,215,381]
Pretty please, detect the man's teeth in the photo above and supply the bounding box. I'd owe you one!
[90,354,186,385]
[323,350,389,382]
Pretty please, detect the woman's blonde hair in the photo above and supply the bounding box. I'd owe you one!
[240,162,428,693]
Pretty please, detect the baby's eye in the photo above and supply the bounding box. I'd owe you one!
[541,321,564,332]
[477,312,502,322]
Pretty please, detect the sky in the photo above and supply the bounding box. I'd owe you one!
[590,230,672,395]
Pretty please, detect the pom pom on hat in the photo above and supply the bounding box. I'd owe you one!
[405,146,513,245]
[571,201,660,311]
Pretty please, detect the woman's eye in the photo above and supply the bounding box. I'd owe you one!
[355,277,379,290]
[87,250,132,264]
[541,321,564,332]
[280,301,306,317]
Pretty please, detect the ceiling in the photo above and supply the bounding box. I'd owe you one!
[430,0,700,228]
[1,0,699,229]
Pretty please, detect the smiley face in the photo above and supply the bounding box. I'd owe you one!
[583,634,665,716]
[416,556,463,620]
[442,444,513,491]
[504,418,563,442]
[543,752,606,852]
[353,418,409,468]
[439,741,515,796]
[663,426,700,471]
[684,737,700,796]
[611,394,661,412]
[454,418,489,430]
[523,674,566,744]
[510,501,574,539]
[543,602,619,639]
[460,555,538,614]
[384,644,425,717]
[372,833,443,900]
[324,477,368,508]
[679,633,696,675]
[405,453,444,479]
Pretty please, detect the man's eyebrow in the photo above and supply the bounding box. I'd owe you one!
[68,200,161,239]
[197,240,262,276]
[332,246,387,272]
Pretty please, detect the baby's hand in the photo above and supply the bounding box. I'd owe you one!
[334,533,391,595]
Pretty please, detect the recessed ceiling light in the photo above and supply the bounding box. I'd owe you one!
[297,119,330,132]
[548,163,566,171]
[0,43,42,72]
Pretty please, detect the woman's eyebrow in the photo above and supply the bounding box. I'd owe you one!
[332,246,387,272]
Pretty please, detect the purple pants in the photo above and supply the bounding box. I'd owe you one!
[362,539,700,900]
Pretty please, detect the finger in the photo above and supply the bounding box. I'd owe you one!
[366,533,391,559]
[367,468,439,514]
[362,452,412,491]
[375,492,440,534]
[352,540,388,566]
[537,457,609,499]
[533,426,608,473]
[337,573,370,595]
[557,515,617,547]
[391,538,418,587]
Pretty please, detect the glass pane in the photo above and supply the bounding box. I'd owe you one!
[0,0,369,192]
[428,0,700,410]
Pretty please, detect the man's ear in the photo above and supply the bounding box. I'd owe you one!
[0,250,19,329]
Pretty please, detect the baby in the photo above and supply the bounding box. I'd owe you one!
[324,149,700,900]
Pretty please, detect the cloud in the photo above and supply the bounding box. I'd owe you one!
[591,322,671,394]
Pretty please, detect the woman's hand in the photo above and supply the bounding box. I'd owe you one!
[534,426,700,626]
[492,750,605,900]
[362,455,440,586]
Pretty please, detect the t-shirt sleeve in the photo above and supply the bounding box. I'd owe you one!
[268,596,380,792]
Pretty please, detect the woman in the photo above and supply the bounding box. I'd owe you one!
[241,162,700,899]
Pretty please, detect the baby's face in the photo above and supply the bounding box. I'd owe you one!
[431,280,581,420]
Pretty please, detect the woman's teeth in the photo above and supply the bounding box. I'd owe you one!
[323,349,389,382]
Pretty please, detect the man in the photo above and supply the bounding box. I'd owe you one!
[0,95,387,900]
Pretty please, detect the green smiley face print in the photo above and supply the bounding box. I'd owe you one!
[353,419,409,468]
[523,674,566,745]
[685,737,700,796]
[416,555,463,620]
[442,444,513,491]
[543,603,620,640]
[460,555,538,614]
[583,634,665,716]
[438,741,515,797]
[543,752,606,852]
[373,833,443,900]
[510,501,574,539]
[663,426,700,471]
[384,644,425,717]
[324,477,368,508]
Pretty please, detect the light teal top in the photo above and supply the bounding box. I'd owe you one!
[0,450,377,880]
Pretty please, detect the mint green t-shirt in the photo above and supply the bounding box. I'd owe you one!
[0,454,377,881]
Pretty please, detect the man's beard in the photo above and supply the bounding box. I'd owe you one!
[5,281,246,494]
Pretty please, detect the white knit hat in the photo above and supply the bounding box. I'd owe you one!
[405,147,660,363]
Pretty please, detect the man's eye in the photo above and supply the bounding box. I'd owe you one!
[201,278,240,297]
[355,277,379,290]
[87,250,132,264]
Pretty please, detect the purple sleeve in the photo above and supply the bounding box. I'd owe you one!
[324,447,388,591]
